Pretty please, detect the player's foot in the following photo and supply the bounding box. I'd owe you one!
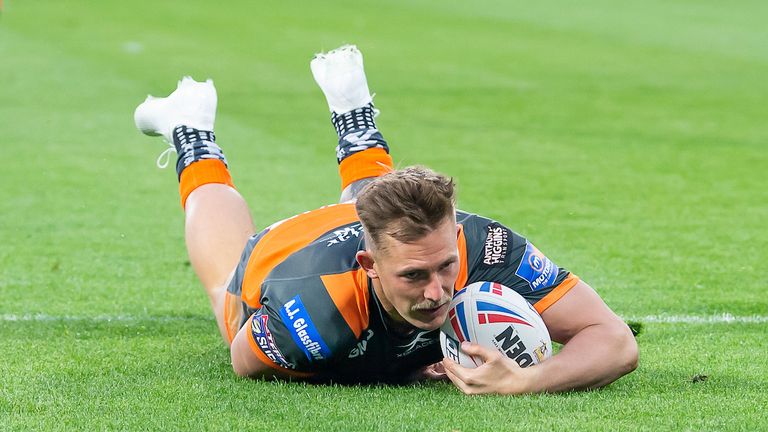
[134,76,217,142]
[311,45,373,114]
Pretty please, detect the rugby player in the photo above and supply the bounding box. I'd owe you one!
[133,45,638,394]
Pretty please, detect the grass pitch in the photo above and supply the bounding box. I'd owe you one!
[1,0,767,430]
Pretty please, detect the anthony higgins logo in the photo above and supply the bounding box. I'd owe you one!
[483,223,508,266]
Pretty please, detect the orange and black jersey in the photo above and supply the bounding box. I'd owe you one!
[225,203,579,383]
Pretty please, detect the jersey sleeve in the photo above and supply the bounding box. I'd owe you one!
[244,275,362,375]
[244,310,311,376]
[457,212,580,314]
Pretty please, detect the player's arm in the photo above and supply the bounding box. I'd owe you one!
[230,313,314,380]
[444,279,638,394]
[530,279,638,392]
[230,324,281,379]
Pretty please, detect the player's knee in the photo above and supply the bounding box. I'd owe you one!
[339,177,377,202]
[623,336,639,374]
[616,323,639,375]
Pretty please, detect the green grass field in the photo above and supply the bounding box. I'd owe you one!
[1,0,767,430]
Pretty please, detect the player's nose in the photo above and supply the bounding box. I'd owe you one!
[423,274,443,302]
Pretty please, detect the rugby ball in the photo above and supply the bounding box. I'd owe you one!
[440,281,552,368]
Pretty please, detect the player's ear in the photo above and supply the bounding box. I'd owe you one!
[356,250,378,279]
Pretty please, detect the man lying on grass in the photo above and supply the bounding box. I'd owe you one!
[133,45,637,394]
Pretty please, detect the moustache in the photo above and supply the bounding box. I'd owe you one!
[411,296,452,312]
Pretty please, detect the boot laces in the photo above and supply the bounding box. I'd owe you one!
[155,141,177,169]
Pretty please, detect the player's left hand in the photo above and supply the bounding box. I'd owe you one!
[443,342,534,395]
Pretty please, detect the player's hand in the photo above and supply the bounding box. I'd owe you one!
[443,342,534,395]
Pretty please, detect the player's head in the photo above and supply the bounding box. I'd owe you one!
[355,166,460,331]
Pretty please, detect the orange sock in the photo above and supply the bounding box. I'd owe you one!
[178,159,235,208]
[338,148,394,191]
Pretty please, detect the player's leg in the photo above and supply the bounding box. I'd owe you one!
[184,184,254,336]
[311,45,394,202]
[134,77,254,340]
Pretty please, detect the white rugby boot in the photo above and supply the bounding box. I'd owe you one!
[134,76,217,142]
[311,45,374,114]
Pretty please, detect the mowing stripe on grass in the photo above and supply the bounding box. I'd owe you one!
[0,313,208,323]
[2,313,767,323]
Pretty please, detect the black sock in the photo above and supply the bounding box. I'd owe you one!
[172,125,228,179]
[331,104,389,164]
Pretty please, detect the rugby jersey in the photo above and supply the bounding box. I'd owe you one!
[224,203,578,383]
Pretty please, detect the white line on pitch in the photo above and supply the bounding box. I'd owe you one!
[622,314,768,324]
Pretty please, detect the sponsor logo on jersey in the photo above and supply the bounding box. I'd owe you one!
[492,325,534,367]
[251,314,263,333]
[482,223,509,267]
[475,301,533,327]
[326,223,362,247]
[395,330,438,358]
[280,295,331,362]
[250,313,293,369]
[478,281,504,296]
[515,241,558,292]
[348,329,374,358]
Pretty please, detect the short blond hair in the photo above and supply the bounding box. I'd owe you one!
[355,166,456,253]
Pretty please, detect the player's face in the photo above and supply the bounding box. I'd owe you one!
[370,218,460,331]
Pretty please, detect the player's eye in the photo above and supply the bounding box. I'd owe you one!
[402,271,424,281]
[439,261,456,272]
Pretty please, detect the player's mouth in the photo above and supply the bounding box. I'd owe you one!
[415,301,449,319]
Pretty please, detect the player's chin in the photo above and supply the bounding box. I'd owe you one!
[410,302,450,330]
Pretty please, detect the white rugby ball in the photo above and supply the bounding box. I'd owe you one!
[440,281,552,368]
